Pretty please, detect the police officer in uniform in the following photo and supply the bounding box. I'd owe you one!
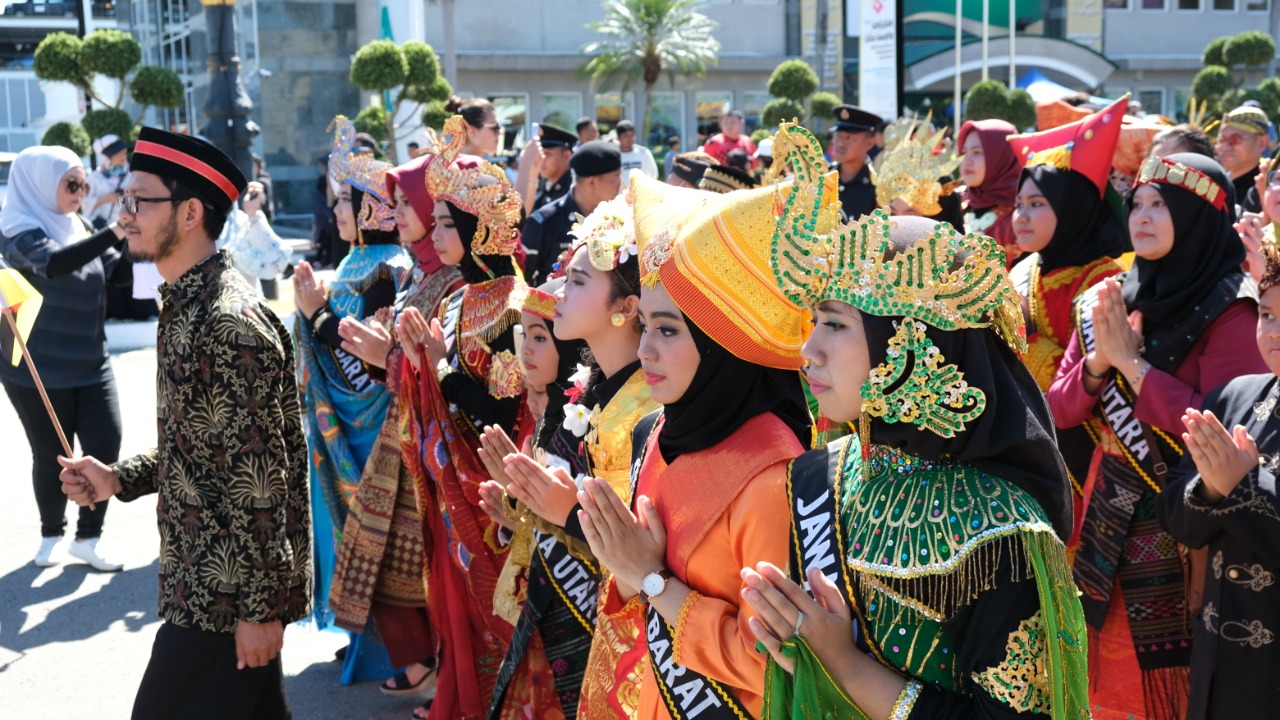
[829,104,884,220]
[533,124,576,210]
[521,141,623,285]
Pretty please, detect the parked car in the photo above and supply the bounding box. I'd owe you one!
[0,151,15,209]
[4,1,77,16]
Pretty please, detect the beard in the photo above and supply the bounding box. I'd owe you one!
[127,212,182,263]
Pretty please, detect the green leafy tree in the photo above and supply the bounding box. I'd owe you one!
[82,108,136,144]
[421,100,450,132]
[810,92,841,124]
[33,28,184,141]
[768,60,819,103]
[1192,30,1280,127]
[1008,89,1037,130]
[580,0,720,139]
[42,122,92,158]
[963,80,1011,122]
[762,98,805,127]
[353,105,390,144]
[349,39,443,163]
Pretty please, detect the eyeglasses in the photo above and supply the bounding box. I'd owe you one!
[1215,132,1252,148]
[1268,170,1280,187]
[64,179,87,194]
[483,122,503,132]
[119,195,183,215]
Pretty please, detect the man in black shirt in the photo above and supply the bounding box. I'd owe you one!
[522,141,622,285]
[829,104,884,221]
[517,124,577,217]
[1215,104,1271,216]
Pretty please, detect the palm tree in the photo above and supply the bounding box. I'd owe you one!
[580,0,720,141]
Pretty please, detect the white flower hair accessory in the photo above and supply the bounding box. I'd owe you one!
[562,403,591,437]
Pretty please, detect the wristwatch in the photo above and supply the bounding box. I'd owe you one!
[436,358,457,383]
[638,567,673,604]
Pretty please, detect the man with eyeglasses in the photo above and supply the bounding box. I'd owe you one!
[1216,104,1272,216]
[58,127,311,719]
[828,104,885,221]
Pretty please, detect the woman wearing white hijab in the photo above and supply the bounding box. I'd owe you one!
[0,144,129,571]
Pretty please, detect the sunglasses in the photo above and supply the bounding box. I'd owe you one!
[483,122,503,132]
[64,179,87,194]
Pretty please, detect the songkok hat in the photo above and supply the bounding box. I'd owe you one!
[539,123,577,149]
[631,167,825,370]
[1223,105,1272,136]
[832,105,884,134]
[131,127,247,213]
[670,152,714,186]
[1008,94,1130,197]
[698,164,759,194]
[570,140,622,178]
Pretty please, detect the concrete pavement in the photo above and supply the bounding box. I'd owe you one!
[0,347,427,719]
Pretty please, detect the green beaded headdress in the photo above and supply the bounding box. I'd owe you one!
[766,122,1026,438]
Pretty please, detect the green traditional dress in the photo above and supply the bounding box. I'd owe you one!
[764,435,1090,720]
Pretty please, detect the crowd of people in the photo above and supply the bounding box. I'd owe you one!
[1,82,1278,720]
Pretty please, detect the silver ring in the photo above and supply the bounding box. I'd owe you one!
[793,611,805,636]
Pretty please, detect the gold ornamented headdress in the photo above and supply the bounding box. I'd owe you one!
[522,287,559,320]
[1134,156,1227,211]
[423,115,523,256]
[868,116,959,215]
[328,115,395,232]
[569,195,638,272]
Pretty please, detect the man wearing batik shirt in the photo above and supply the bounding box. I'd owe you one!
[59,128,311,719]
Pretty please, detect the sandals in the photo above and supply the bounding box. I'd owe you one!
[411,699,433,720]
[380,664,436,697]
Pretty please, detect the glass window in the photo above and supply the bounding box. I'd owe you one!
[742,91,773,134]
[1177,0,1200,8]
[646,91,684,151]
[695,91,733,145]
[1137,89,1165,116]
[1245,0,1267,9]
[489,94,528,152]
[1141,0,1164,9]
[540,93,582,130]
[1104,0,1128,8]
[594,92,634,135]
[1212,0,1234,8]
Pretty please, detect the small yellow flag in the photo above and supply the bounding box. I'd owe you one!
[0,253,42,367]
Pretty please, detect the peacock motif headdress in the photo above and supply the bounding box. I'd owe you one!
[423,115,523,256]
[767,122,1025,438]
[328,115,396,232]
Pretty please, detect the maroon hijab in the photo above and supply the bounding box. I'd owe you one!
[959,119,1022,211]
[386,153,445,274]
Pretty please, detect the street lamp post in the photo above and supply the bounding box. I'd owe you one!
[198,0,258,184]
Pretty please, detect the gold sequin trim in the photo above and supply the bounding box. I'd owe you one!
[973,610,1051,714]
[671,590,702,666]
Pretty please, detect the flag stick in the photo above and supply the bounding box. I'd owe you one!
[3,306,74,458]
[2,306,95,509]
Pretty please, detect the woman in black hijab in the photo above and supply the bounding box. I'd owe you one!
[1047,152,1268,720]
[739,212,1088,718]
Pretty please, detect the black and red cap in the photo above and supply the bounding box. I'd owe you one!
[130,127,248,213]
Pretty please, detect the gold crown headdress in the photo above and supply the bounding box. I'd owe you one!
[423,115,523,256]
[569,195,638,272]
[328,115,396,232]
[869,115,959,216]
[522,287,559,320]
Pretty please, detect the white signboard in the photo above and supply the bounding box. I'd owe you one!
[858,0,899,120]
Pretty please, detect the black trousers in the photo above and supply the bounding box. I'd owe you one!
[132,623,292,720]
[3,376,121,538]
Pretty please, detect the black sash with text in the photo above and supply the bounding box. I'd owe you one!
[531,530,600,633]
[644,603,752,720]
[785,442,853,596]
[1074,284,1183,492]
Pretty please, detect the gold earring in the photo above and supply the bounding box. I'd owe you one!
[611,312,626,327]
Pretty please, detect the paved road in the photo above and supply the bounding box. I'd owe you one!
[0,347,428,719]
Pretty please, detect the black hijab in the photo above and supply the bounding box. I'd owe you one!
[350,186,400,246]
[533,312,591,450]
[1121,153,1249,372]
[657,317,811,465]
[1021,164,1128,273]
[445,201,519,284]
[860,215,1073,538]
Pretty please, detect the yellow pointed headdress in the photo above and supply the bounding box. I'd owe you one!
[868,115,960,216]
[423,115,523,256]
